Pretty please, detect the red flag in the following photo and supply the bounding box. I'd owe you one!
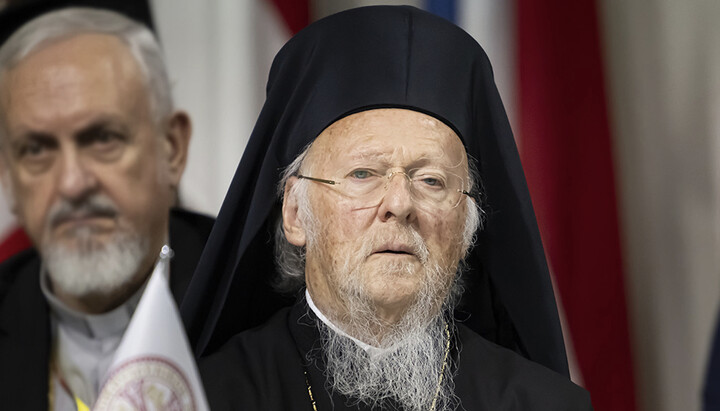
[517,1,637,409]
[269,0,309,35]
[0,227,31,262]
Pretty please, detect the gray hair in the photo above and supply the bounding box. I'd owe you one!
[0,7,173,139]
[273,146,312,292]
[273,144,485,293]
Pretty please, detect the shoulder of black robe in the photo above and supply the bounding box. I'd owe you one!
[704,310,720,410]
[181,5,569,376]
[168,208,215,302]
[0,248,49,410]
[200,300,592,411]
[453,326,593,410]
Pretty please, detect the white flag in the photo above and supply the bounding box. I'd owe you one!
[95,245,209,411]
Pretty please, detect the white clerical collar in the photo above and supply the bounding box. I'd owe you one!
[40,262,148,340]
[305,289,388,357]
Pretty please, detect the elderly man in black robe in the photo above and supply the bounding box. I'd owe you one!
[188,6,593,410]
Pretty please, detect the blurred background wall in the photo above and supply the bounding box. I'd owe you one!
[0,0,717,410]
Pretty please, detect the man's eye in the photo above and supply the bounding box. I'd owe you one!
[17,140,52,159]
[13,138,56,173]
[77,129,126,162]
[21,142,45,157]
[414,174,447,189]
[350,170,372,179]
[77,127,125,148]
[84,130,126,155]
[92,131,122,145]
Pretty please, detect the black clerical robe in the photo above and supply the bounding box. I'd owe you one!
[201,299,593,410]
[0,208,214,410]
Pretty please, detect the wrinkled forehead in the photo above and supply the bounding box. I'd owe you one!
[303,108,468,174]
[0,33,149,135]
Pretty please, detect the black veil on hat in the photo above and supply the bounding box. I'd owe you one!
[181,5,570,377]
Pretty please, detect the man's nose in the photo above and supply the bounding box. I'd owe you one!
[377,172,416,223]
[57,151,97,200]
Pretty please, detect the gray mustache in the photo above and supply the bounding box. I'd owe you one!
[47,195,118,228]
[366,227,429,263]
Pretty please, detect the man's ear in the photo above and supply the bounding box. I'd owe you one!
[162,111,191,188]
[282,176,307,247]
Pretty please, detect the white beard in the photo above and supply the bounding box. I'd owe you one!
[310,220,460,346]
[40,194,149,298]
[318,308,459,411]
[300,186,471,410]
[43,228,148,297]
[312,222,462,410]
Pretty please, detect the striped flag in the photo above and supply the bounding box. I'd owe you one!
[515,1,636,409]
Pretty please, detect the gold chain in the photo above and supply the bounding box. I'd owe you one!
[304,370,318,411]
[304,322,451,411]
[430,322,452,411]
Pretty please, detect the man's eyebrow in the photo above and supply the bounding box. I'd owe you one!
[8,132,58,156]
[346,150,394,163]
[10,131,55,148]
[80,115,129,132]
[8,115,130,148]
[75,118,128,141]
[408,154,461,169]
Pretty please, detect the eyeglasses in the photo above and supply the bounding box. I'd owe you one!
[297,167,471,211]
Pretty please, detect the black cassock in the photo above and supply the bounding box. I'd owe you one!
[201,299,592,411]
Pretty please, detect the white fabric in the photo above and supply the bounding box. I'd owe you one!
[42,266,145,409]
[305,289,389,358]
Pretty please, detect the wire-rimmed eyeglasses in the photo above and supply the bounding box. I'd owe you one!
[297,167,471,211]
